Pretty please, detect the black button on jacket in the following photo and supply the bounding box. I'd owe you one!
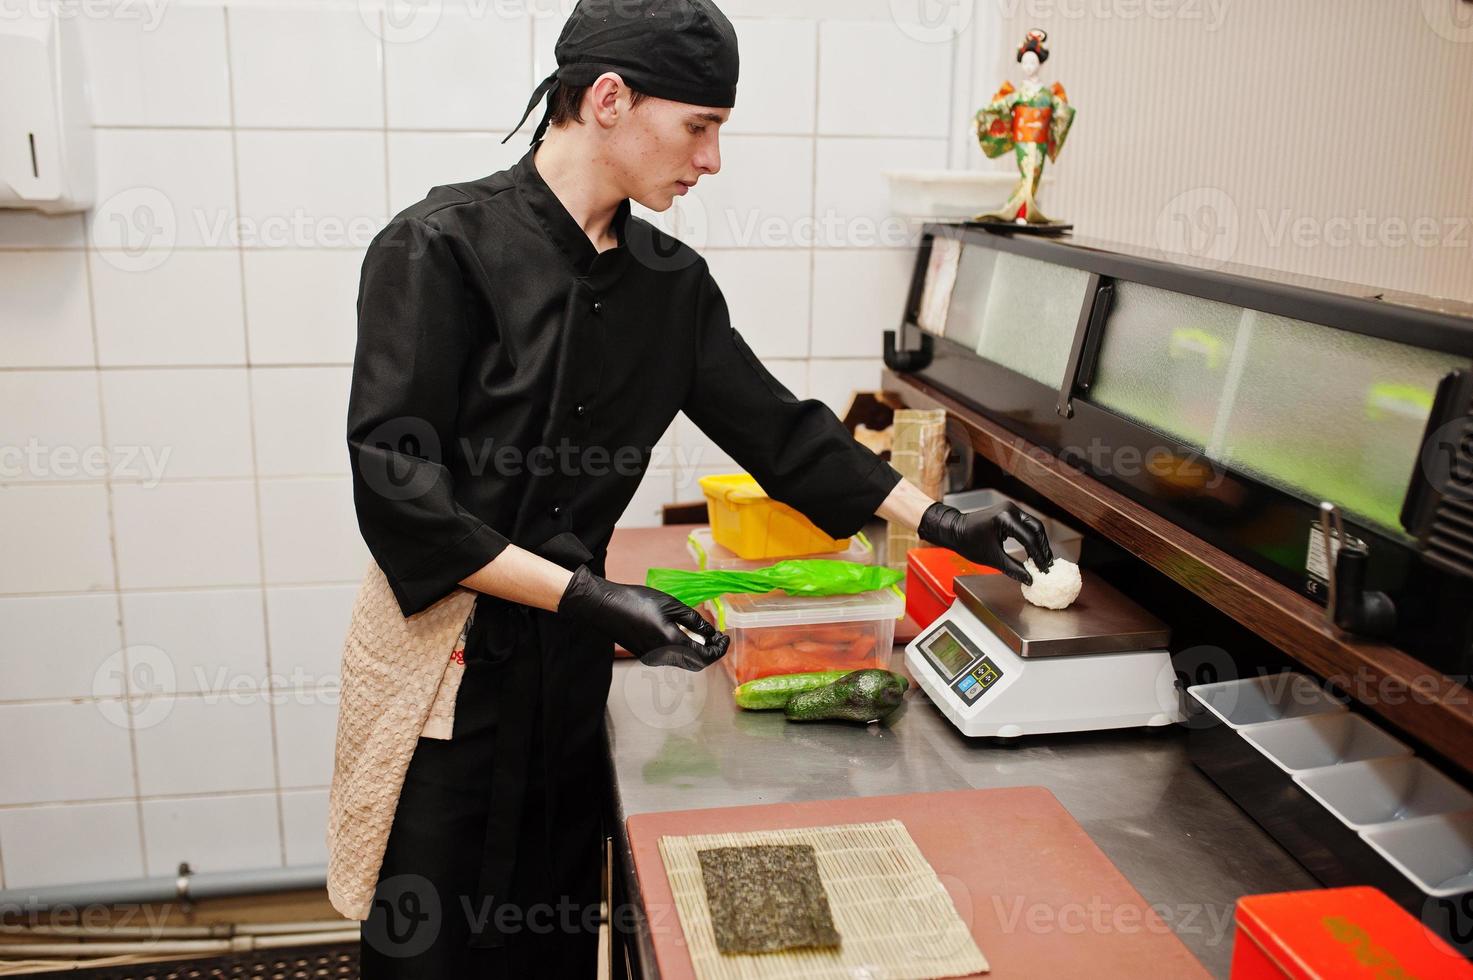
[347,143,903,618]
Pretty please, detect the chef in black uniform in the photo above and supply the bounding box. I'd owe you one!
[348,1,1054,976]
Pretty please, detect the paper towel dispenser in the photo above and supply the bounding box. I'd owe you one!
[0,8,94,214]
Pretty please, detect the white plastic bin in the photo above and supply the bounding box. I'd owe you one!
[1295,756,1473,830]
[1241,712,1411,774]
[1362,810,1473,897]
[1187,672,1347,729]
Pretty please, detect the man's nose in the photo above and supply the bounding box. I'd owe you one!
[694,135,721,176]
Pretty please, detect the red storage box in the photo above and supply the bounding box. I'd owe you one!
[1230,886,1473,979]
[904,547,1002,630]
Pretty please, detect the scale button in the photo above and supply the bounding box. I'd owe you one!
[957,675,977,693]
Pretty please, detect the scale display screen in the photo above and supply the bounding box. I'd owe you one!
[919,624,977,681]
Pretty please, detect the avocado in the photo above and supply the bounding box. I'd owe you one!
[783,669,909,723]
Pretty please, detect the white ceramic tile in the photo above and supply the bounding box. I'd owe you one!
[679,136,812,248]
[133,693,276,796]
[274,695,338,788]
[818,20,953,137]
[101,369,254,480]
[615,468,674,529]
[111,481,260,589]
[0,252,94,367]
[0,485,114,594]
[384,7,532,130]
[88,129,237,250]
[141,793,281,876]
[280,788,329,866]
[0,702,135,805]
[228,6,384,129]
[91,251,247,367]
[265,584,356,687]
[251,367,353,477]
[0,210,85,249]
[0,595,123,702]
[811,248,914,356]
[813,137,945,247]
[235,132,386,250]
[701,250,811,358]
[387,132,524,214]
[81,5,231,127]
[807,358,883,416]
[0,801,143,887]
[0,372,103,482]
[241,249,362,364]
[258,478,369,584]
[120,589,269,697]
[531,8,570,80]
[726,19,816,135]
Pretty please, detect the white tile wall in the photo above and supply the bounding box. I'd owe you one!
[0,0,943,889]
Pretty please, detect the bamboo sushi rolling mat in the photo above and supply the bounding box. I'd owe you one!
[659,819,989,980]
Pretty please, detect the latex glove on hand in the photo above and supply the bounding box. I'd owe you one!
[558,565,730,670]
[917,501,1054,585]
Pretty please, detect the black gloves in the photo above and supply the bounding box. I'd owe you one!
[558,565,730,671]
[917,501,1054,585]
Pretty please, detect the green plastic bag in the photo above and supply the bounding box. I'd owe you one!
[645,559,903,608]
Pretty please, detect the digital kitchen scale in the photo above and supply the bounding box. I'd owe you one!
[904,572,1184,737]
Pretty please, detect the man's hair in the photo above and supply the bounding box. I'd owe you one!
[547,82,649,128]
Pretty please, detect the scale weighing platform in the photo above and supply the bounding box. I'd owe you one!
[904,571,1184,737]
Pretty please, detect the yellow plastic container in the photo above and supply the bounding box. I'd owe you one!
[697,473,850,561]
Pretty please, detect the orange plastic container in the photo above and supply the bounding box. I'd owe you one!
[698,473,850,560]
[1230,887,1473,979]
[905,547,1002,629]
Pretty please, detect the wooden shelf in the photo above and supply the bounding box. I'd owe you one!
[885,367,1473,776]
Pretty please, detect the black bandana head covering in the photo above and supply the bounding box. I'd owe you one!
[503,0,740,145]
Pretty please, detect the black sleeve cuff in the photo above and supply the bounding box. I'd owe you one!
[806,455,904,540]
[384,522,511,618]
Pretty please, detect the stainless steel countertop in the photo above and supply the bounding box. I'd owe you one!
[603,648,1317,979]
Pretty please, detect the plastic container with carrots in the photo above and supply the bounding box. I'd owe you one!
[705,587,905,685]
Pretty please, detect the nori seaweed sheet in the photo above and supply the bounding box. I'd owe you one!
[696,844,841,955]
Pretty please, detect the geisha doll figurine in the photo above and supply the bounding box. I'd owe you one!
[974,29,1076,230]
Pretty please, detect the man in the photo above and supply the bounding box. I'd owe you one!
[345,0,1053,975]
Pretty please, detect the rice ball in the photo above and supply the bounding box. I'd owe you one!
[1020,557,1082,610]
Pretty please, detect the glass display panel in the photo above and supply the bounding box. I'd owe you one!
[959,250,1091,388]
[1090,280,1468,535]
[1090,282,1243,450]
[1213,311,1466,534]
[941,242,998,351]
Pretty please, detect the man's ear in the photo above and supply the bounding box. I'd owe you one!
[588,71,628,129]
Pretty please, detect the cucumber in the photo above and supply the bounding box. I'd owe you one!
[784,669,909,723]
[733,670,852,710]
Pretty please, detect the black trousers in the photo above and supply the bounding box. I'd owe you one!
[358,636,603,978]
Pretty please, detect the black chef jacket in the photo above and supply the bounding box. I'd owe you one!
[346,142,902,948]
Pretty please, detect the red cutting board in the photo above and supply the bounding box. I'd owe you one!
[627,786,1211,979]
